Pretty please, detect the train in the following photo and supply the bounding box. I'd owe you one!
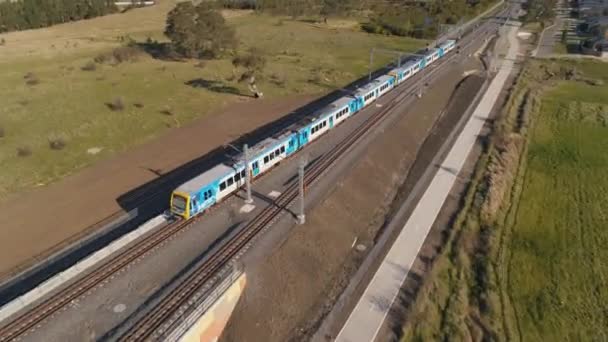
[170,39,457,220]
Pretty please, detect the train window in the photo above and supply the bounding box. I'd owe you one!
[280,146,285,153]
[227,177,234,186]
[264,156,269,164]
[220,182,226,191]
[234,173,241,182]
[241,170,246,178]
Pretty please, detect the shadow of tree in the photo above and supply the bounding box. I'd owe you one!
[135,41,181,61]
[185,78,245,96]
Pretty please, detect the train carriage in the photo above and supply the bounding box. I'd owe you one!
[438,39,456,55]
[389,59,418,85]
[328,96,355,126]
[354,75,395,108]
[171,164,238,219]
[243,135,291,177]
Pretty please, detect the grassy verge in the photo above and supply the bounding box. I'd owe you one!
[401,58,608,341]
[0,1,424,198]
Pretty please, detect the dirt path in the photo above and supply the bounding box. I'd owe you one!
[220,57,485,342]
[0,95,315,279]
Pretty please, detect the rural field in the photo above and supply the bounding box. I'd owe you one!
[400,59,608,341]
[507,60,608,341]
[0,1,423,199]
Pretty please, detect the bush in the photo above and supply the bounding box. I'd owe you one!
[112,46,142,63]
[24,72,40,86]
[81,61,97,71]
[134,102,144,108]
[0,38,5,46]
[49,137,66,150]
[95,46,142,65]
[219,0,256,9]
[160,106,174,116]
[16,146,32,157]
[106,97,125,111]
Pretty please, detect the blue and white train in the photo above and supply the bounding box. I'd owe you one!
[170,40,457,219]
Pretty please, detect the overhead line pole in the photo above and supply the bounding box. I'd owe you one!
[244,144,253,204]
[297,158,306,225]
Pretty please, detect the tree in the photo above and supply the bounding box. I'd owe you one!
[320,0,340,23]
[165,2,238,59]
[232,48,267,98]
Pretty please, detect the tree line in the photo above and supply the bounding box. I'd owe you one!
[0,0,117,33]
[219,0,498,39]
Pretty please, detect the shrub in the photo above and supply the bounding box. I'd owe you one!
[160,106,174,116]
[106,97,125,111]
[16,146,32,157]
[95,46,142,65]
[112,46,142,63]
[81,61,97,71]
[269,73,286,87]
[133,102,144,108]
[24,72,40,86]
[0,38,5,46]
[49,137,66,150]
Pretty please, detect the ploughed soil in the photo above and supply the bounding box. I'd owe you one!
[220,57,486,342]
[0,95,316,279]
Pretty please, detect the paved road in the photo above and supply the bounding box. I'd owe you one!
[335,18,521,342]
[534,0,570,57]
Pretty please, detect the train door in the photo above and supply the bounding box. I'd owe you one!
[299,128,310,148]
[286,135,298,155]
[252,161,260,177]
[329,116,334,129]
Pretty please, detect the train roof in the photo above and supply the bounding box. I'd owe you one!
[355,75,393,96]
[328,96,354,109]
[390,60,420,74]
[176,163,235,194]
[311,96,353,117]
[233,134,291,164]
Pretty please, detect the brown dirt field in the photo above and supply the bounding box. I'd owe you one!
[0,94,315,279]
[220,56,485,342]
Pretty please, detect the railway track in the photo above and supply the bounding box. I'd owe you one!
[0,8,508,341]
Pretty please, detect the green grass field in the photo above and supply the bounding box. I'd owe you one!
[0,3,424,198]
[507,62,608,341]
[401,59,608,341]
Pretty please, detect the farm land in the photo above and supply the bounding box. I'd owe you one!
[400,59,608,341]
[0,1,424,199]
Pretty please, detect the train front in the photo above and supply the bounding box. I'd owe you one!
[170,191,190,219]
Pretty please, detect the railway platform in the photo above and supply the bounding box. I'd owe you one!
[335,20,521,342]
